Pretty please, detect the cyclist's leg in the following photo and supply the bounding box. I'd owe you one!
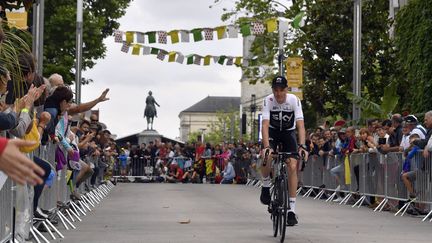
[260,131,278,205]
[282,131,299,224]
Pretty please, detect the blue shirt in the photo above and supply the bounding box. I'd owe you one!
[222,162,235,180]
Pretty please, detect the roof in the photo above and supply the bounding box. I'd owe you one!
[181,96,240,113]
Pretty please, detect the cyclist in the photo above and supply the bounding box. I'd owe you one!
[260,75,308,226]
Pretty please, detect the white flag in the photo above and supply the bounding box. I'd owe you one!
[180,31,190,42]
[142,46,151,55]
[176,53,185,63]
[136,32,145,43]
[227,25,238,38]
[213,56,219,63]
[279,19,290,32]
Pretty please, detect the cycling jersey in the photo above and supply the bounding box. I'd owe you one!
[262,94,304,131]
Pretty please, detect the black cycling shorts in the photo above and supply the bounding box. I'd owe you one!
[269,129,298,153]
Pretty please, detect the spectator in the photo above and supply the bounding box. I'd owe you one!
[404,115,427,139]
[413,111,432,154]
[221,158,235,184]
[401,134,421,199]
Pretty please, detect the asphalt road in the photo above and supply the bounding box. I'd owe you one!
[59,183,432,243]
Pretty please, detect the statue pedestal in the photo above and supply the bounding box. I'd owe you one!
[137,129,162,145]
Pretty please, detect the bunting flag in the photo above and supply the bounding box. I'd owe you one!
[136,32,145,43]
[125,31,134,44]
[118,43,242,67]
[169,30,179,44]
[147,31,156,43]
[168,52,176,62]
[114,30,123,43]
[252,22,265,35]
[203,28,214,40]
[292,11,306,29]
[114,17,301,44]
[132,44,140,55]
[121,42,130,53]
[180,30,190,42]
[158,31,168,44]
[344,155,351,185]
[191,28,203,42]
[187,55,194,65]
[215,26,227,39]
[265,18,277,33]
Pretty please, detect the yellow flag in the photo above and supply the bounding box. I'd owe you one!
[204,55,211,66]
[234,57,242,66]
[344,155,351,185]
[125,31,134,44]
[215,26,227,39]
[132,44,140,55]
[169,30,179,44]
[168,52,176,62]
[266,18,277,33]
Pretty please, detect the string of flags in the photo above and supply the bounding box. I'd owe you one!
[114,12,305,67]
[120,43,242,66]
[113,16,305,45]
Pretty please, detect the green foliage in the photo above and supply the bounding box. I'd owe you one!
[223,0,397,123]
[394,0,432,113]
[29,0,131,84]
[205,110,247,144]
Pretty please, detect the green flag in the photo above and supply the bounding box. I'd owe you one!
[292,11,306,29]
[240,24,251,37]
[218,55,226,65]
[191,28,203,42]
[147,31,156,43]
[187,55,194,65]
[150,47,159,55]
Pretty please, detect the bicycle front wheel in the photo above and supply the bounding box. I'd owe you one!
[279,172,288,243]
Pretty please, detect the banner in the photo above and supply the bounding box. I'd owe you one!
[6,11,28,29]
[286,57,303,100]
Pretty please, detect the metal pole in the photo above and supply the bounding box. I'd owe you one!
[353,0,362,123]
[32,0,44,74]
[278,21,284,76]
[75,0,83,105]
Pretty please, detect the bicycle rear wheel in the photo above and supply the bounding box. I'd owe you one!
[279,172,288,243]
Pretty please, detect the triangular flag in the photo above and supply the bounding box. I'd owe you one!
[279,19,289,32]
[125,31,134,44]
[114,30,123,43]
[203,28,214,40]
[227,25,238,38]
[180,30,190,42]
[292,11,306,29]
[169,30,179,44]
[187,55,194,65]
[194,55,202,65]
[265,18,277,33]
[204,55,211,66]
[156,50,167,61]
[168,52,176,62]
[240,24,251,37]
[252,22,265,35]
[158,31,168,44]
[218,55,226,65]
[234,57,242,66]
[226,57,233,66]
[215,26,227,39]
[176,53,185,63]
[136,32,145,43]
[132,44,140,55]
[121,42,130,53]
[142,46,151,55]
[213,56,219,63]
[191,28,203,42]
[147,31,156,43]
[150,47,159,55]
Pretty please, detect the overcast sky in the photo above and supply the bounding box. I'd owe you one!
[81,0,244,140]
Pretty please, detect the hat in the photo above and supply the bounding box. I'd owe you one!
[334,120,346,127]
[404,115,418,124]
[271,76,288,88]
[338,128,347,134]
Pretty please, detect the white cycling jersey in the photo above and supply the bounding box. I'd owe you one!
[262,93,304,131]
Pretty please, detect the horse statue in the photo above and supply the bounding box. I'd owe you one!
[144,91,160,130]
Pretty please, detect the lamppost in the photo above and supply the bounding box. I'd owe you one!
[250,94,257,142]
[75,0,83,105]
[352,0,362,124]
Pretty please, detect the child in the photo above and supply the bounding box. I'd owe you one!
[119,149,128,178]
[401,133,420,199]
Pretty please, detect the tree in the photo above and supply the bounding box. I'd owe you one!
[29,0,132,84]
[220,0,397,122]
[394,0,432,114]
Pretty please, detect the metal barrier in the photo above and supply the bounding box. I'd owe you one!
[0,175,13,243]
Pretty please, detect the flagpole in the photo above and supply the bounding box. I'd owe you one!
[75,0,83,105]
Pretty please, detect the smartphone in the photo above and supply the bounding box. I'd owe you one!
[378,138,386,145]
[70,120,78,127]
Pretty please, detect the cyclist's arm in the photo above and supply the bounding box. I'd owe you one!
[262,119,270,148]
[296,119,306,145]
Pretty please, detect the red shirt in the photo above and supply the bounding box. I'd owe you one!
[0,137,8,155]
[175,168,184,180]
